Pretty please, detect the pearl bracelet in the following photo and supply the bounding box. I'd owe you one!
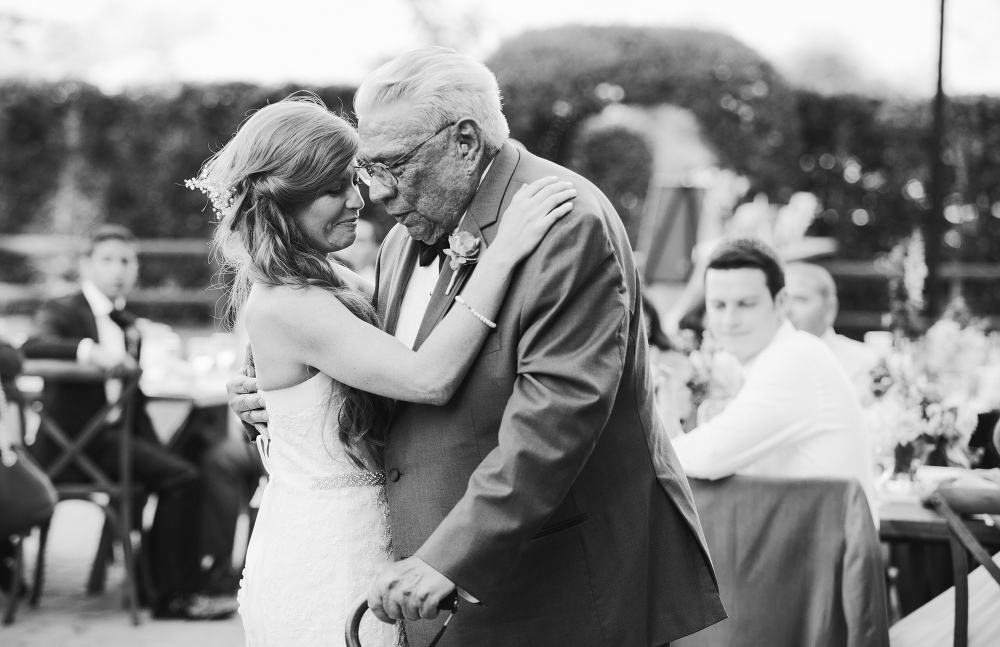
[454,295,497,329]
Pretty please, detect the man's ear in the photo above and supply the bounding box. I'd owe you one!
[454,118,484,162]
[773,287,788,311]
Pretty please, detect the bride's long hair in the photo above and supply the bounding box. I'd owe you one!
[197,94,390,469]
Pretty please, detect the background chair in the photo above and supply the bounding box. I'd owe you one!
[676,475,889,647]
[928,489,1000,647]
[1,376,57,625]
[19,360,145,625]
[913,424,1000,647]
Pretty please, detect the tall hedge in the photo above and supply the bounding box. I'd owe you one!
[1,29,999,320]
[0,81,358,239]
[486,25,803,199]
[793,92,1000,314]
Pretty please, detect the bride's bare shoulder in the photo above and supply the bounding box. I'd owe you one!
[245,283,351,329]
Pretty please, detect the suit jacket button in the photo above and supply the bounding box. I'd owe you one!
[388,469,401,482]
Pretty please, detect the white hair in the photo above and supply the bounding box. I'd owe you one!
[355,46,510,153]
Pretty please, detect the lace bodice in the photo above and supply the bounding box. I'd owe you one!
[258,372,360,479]
[239,372,402,647]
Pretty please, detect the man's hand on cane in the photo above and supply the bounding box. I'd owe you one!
[367,556,456,623]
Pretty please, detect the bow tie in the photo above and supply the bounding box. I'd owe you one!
[108,307,136,330]
[417,239,449,268]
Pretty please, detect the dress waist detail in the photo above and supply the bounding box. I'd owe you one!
[269,470,386,490]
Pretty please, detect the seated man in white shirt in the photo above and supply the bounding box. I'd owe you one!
[671,239,875,511]
[784,262,879,403]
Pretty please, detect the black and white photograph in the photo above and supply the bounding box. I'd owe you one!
[0,1,999,646]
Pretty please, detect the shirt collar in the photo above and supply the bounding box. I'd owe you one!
[774,319,797,341]
[81,280,124,317]
[742,319,796,372]
[821,328,837,344]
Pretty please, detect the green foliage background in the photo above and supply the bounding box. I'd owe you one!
[486,26,802,198]
[1,25,999,321]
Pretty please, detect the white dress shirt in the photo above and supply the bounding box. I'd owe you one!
[393,260,442,350]
[822,329,879,404]
[672,321,876,518]
[77,280,128,403]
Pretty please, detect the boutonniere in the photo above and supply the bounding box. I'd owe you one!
[444,231,481,295]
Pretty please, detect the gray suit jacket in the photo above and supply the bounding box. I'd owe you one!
[374,143,725,647]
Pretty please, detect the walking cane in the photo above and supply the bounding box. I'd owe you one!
[345,591,459,647]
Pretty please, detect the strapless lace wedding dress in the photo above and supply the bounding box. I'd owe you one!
[239,372,403,647]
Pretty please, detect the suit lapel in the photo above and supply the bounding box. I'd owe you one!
[465,143,520,246]
[71,292,100,341]
[412,144,521,350]
[383,235,420,336]
[412,216,487,349]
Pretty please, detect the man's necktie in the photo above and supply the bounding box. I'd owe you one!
[417,239,449,269]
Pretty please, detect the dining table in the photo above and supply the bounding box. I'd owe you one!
[877,466,1000,545]
[876,467,1000,618]
[17,359,236,460]
[880,499,1000,547]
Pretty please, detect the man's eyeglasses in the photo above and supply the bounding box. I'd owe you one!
[357,121,456,189]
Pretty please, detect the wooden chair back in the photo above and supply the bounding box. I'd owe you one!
[17,359,144,625]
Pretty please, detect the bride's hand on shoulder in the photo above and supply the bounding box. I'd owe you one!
[491,177,576,264]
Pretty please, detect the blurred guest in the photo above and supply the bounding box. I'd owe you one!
[784,262,878,403]
[642,295,689,436]
[642,294,672,352]
[671,239,875,514]
[331,217,378,283]
[21,224,234,619]
[0,336,25,596]
[199,435,266,593]
[663,192,822,346]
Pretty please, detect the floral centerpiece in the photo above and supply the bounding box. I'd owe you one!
[660,330,744,430]
[866,331,981,477]
[867,229,986,476]
[882,229,928,339]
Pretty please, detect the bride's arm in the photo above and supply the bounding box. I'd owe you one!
[267,178,574,404]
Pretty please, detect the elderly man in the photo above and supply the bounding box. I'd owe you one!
[671,240,875,511]
[231,47,724,646]
[784,262,879,402]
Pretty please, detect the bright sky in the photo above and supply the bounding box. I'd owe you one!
[2,0,998,96]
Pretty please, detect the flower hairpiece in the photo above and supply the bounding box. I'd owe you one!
[185,173,236,220]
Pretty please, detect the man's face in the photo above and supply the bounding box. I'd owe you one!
[784,271,832,338]
[80,239,139,301]
[705,267,785,364]
[359,103,481,244]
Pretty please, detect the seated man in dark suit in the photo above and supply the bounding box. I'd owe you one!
[22,224,233,619]
[198,433,266,594]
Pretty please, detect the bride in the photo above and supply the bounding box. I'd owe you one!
[188,95,574,647]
